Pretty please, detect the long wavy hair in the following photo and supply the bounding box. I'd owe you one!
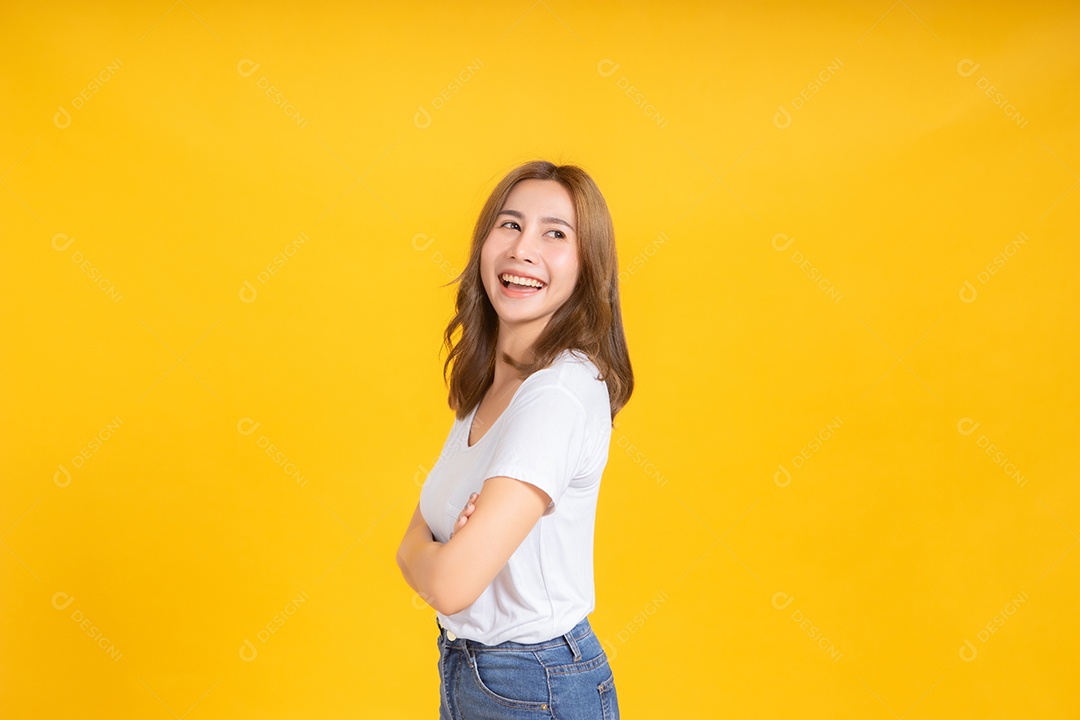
[440,160,633,425]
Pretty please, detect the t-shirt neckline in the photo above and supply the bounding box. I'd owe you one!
[461,349,578,452]
[462,378,529,452]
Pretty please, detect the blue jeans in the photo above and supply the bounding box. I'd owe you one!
[436,615,619,719]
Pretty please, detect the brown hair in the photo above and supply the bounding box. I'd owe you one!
[440,160,634,425]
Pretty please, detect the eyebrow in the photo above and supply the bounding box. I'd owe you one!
[496,209,575,232]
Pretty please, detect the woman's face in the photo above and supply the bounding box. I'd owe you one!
[480,179,580,337]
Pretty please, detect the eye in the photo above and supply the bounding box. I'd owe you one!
[547,229,566,239]
[499,220,520,230]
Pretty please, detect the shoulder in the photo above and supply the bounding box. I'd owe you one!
[522,349,609,416]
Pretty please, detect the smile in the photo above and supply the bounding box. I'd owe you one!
[500,273,546,289]
[499,273,546,296]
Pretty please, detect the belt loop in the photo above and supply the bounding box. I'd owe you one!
[563,627,582,662]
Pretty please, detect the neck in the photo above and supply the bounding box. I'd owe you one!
[493,318,545,386]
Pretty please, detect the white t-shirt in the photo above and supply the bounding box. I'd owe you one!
[419,347,613,645]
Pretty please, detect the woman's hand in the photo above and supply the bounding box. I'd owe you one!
[449,492,478,540]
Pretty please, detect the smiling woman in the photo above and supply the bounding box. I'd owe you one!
[396,160,633,718]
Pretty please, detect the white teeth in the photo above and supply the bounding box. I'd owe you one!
[500,273,545,289]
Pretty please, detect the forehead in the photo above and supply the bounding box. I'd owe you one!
[503,179,575,217]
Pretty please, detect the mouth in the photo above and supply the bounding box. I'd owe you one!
[498,272,546,296]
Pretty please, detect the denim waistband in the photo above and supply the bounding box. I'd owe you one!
[436,615,592,658]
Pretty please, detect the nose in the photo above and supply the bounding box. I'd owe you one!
[509,225,539,262]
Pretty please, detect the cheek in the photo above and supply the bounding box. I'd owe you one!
[552,250,580,285]
[480,234,506,267]
[479,241,497,276]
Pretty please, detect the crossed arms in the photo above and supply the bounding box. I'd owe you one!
[396,476,551,616]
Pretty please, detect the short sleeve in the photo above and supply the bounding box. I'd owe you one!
[483,383,587,516]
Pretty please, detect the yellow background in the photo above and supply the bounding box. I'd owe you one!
[2,1,1078,717]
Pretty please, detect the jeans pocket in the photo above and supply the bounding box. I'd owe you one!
[545,653,617,719]
[468,648,551,710]
[546,644,611,676]
[598,670,619,719]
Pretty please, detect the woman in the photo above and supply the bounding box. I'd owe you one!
[397,159,633,719]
